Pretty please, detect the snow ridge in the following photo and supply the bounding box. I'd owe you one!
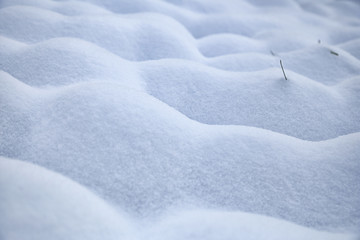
[1,0,360,239]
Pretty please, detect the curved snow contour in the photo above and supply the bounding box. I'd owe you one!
[1,4,359,140]
[140,60,360,140]
[1,0,360,236]
[0,157,134,240]
[144,210,357,240]
[1,38,359,140]
[1,157,356,240]
[0,6,202,61]
[0,37,142,88]
[1,73,359,232]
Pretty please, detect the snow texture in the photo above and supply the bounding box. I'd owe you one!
[0,0,360,239]
[0,157,134,240]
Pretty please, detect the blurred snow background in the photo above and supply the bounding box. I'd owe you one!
[0,0,360,239]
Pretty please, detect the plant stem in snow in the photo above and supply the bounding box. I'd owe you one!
[280,60,288,80]
[330,50,339,56]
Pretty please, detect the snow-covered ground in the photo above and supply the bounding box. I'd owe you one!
[0,0,359,239]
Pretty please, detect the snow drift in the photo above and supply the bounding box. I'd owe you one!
[1,0,360,239]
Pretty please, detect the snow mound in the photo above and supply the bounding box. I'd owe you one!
[141,60,360,140]
[281,45,360,85]
[0,0,111,16]
[1,71,359,231]
[1,157,355,240]
[0,6,201,61]
[0,157,133,240]
[1,3,359,140]
[1,0,360,238]
[146,210,356,240]
[0,37,141,88]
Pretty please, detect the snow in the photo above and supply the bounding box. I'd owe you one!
[0,157,134,240]
[144,210,355,240]
[0,0,360,239]
[0,159,355,240]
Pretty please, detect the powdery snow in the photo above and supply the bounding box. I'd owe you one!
[0,157,134,240]
[0,0,360,239]
[0,157,356,240]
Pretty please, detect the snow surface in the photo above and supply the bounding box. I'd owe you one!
[0,157,134,240]
[0,157,356,240]
[0,0,360,239]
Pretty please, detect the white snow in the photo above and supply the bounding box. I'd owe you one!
[0,157,134,240]
[0,0,360,239]
[0,158,355,240]
[144,210,356,240]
